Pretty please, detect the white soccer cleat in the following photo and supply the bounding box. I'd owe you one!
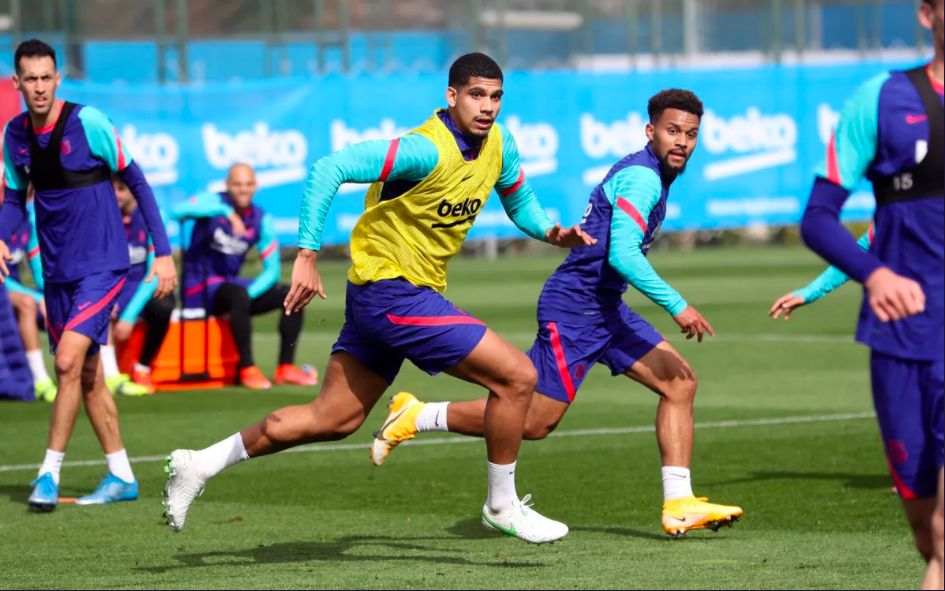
[480,494,569,544]
[162,449,206,532]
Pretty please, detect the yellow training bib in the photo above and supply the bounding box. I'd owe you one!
[347,111,503,292]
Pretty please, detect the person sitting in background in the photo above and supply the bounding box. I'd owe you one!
[172,163,318,390]
[98,175,175,396]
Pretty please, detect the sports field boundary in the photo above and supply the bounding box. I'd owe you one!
[0,411,874,474]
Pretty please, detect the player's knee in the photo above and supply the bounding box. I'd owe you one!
[54,350,84,379]
[662,372,697,404]
[12,295,36,315]
[523,419,558,440]
[510,364,539,399]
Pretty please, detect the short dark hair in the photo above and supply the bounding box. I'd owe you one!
[647,89,704,122]
[448,52,503,88]
[14,39,57,74]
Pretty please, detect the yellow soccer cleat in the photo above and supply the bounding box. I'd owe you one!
[34,378,58,403]
[662,495,743,537]
[106,373,150,397]
[371,392,424,466]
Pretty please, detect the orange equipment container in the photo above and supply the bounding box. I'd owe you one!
[116,317,239,391]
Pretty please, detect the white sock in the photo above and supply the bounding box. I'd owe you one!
[38,449,65,485]
[415,402,449,432]
[134,362,151,373]
[26,349,51,383]
[106,449,135,483]
[100,345,120,380]
[193,433,250,481]
[662,466,693,500]
[486,460,518,513]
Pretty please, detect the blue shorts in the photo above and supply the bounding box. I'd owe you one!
[530,304,664,403]
[871,351,944,499]
[45,270,127,355]
[182,276,251,309]
[331,279,488,385]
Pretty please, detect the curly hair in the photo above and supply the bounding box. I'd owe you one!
[448,52,503,88]
[647,89,704,122]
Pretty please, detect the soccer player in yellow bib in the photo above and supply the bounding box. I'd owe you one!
[163,53,594,543]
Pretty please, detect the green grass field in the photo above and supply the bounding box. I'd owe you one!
[0,246,923,589]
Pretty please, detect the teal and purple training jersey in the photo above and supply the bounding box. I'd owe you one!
[112,205,170,325]
[297,110,553,251]
[174,192,280,304]
[793,226,873,304]
[539,144,685,324]
[802,65,944,360]
[1,201,44,303]
[0,101,171,284]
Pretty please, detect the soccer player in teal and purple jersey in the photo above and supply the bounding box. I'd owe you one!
[1,186,57,401]
[372,89,743,537]
[800,1,943,586]
[0,39,177,511]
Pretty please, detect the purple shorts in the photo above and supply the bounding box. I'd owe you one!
[45,270,127,354]
[871,351,944,499]
[331,279,488,385]
[530,304,663,403]
[182,276,251,308]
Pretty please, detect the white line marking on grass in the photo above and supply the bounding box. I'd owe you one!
[0,411,874,474]
[258,332,857,344]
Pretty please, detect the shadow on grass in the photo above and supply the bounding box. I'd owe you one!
[138,532,547,573]
[706,470,891,490]
[0,484,29,505]
[569,525,671,541]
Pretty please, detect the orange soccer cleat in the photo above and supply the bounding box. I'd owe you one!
[272,364,319,386]
[131,366,156,394]
[239,365,272,390]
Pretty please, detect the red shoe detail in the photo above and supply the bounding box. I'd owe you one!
[131,367,156,394]
[273,364,319,386]
[239,366,272,390]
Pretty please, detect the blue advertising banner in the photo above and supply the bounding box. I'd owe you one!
[60,59,915,246]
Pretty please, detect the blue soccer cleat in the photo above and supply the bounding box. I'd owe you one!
[75,473,139,505]
[28,472,59,512]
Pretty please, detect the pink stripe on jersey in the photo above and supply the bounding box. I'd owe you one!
[499,168,526,197]
[260,241,278,260]
[113,127,127,170]
[868,222,874,243]
[547,322,576,401]
[386,313,486,327]
[379,139,400,182]
[615,196,647,234]
[825,134,841,185]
